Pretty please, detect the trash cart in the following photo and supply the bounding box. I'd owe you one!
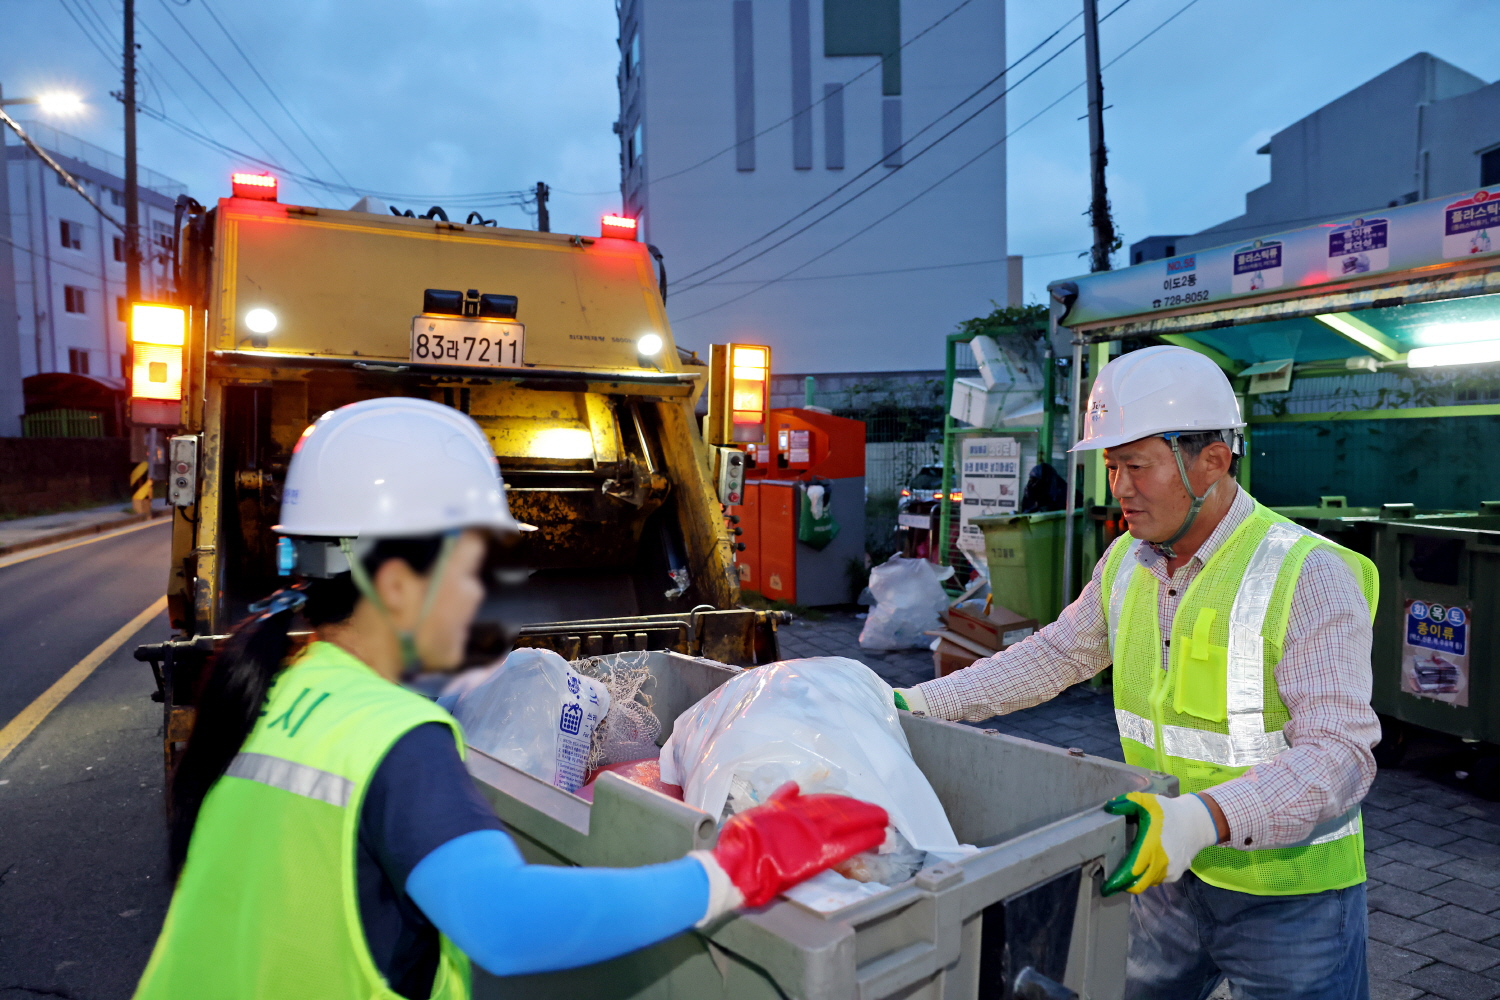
[1365,510,1500,781]
[466,649,1170,1000]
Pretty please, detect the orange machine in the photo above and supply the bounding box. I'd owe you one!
[731,407,865,606]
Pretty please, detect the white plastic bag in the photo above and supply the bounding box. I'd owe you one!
[447,647,611,792]
[659,657,962,856]
[858,555,954,650]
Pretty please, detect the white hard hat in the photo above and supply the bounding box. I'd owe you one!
[1071,345,1245,453]
[274,397,523,538]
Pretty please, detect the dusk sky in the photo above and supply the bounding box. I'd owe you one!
[6,0,1499,319]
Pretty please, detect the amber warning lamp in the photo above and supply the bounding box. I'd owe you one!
[706,343,770,446]
[231,172,278,201]
[129,303,187,433]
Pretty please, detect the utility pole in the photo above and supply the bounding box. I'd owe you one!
[1082,0,1116,273]
[535,181,550,233]
[123,0,141,304]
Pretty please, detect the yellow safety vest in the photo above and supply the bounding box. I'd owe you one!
[134,641,471,999]
[1101,501,1378,896]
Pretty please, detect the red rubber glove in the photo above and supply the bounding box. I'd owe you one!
[709,782,889,908]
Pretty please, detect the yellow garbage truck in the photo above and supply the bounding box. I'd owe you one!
[135,174,782,771]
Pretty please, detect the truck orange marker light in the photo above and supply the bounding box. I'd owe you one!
[231,172,278,201]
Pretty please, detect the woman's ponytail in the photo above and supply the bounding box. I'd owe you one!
[168,596,302,876]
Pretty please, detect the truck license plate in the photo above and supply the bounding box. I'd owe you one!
[410,316,525,368]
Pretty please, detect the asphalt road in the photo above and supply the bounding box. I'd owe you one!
[0,520,175,1000]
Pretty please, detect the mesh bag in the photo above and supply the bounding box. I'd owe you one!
[573,651,663,769]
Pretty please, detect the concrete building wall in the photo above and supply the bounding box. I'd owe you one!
[1183,53,1497,253]
[2,123,183,435]
[621,0,1009,374]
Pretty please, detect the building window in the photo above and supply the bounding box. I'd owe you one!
[623,29,639,79]
[117,297,128,322]
[68,348,90,375]
[110,189,124,207]
[1483,148,1500,189]
[113,236,125,262]
[154,220,176,253]
[59,219,82,250]
[64,286,87,314]
[629,122,643,167]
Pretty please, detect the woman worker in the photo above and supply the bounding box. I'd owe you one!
[134,397,888,999]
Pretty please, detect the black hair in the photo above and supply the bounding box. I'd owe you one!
[1175,430,1241,479]
[168,536,445,876]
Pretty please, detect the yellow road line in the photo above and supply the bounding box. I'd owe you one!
[0,516,169,572]
[0,595,169,766]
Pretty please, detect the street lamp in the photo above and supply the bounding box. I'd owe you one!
[0,87,85,114]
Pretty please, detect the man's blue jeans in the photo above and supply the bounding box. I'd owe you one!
[1125,871,1368,1000]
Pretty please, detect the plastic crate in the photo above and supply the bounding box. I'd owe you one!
[466,649,1169,999]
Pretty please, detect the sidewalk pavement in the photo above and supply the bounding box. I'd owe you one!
[0,499,169,555]
[778,609,1500,1000]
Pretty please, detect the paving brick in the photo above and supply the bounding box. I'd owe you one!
[1389,821,1467,848]
[1400,962,1500,1000]
[1377,861,1455,892]
[1398,803,1470,828]
[1451,840,1500,865]
[1371,885,1449,918]
[1371,911,1444,947]
[1408,785,1477,810]
[1369,788,1420,811]
[1436,860,1500,890]
[1455,820,1500,846]
[1368,829,1406,850]
[1370,981,1427,1000]
[1382,842,1464,869]
[1364,806,1408,830]
[1418,905,1500,942]
[1410,934,1500,973]
[1426,882,1500,915]
[1372,940,1438,979]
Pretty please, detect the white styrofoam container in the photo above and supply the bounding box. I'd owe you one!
[949,378,1006,427]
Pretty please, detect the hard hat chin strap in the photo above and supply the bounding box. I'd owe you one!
[340,532,461,678]
[1156,434,1218,561]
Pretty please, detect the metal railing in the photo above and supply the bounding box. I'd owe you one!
[21,408,104,438]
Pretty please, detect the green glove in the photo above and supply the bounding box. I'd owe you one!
[1100,792,1219,896]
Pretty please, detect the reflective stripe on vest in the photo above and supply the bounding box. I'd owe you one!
[224,752,353,809]
[1107,538,1144,660]
[1107,523,1314,768]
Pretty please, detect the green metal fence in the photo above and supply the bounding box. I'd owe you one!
[21,409,105,438]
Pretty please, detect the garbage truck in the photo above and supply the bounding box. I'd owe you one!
[132,173,784,771]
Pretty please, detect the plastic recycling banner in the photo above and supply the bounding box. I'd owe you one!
[1054,187,1500,327]
[1401,599,1470,707]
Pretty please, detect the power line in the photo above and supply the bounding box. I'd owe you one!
[671,0,1204,324]
[55,0,120,70]
[151,0,326,183]
[691,250,1086,287]
[194,0,359,193]
[671,1,1131,290]
[648,0,994,187]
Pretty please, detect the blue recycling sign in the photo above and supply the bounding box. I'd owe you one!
[1407,601,1467,656]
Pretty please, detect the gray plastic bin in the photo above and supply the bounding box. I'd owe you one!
[466,650,1169,1000]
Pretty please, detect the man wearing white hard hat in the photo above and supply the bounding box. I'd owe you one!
[897,346,1379,1000]
[136,397,889,998]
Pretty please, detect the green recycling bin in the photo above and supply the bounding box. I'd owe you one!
[1366,509,1500,748]
[972,511,1085,627]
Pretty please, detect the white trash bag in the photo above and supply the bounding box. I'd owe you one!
[858,554,954,650]
[447,647,611,793]
[660,656,969,887]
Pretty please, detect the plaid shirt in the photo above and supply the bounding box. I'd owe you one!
[915,485,1378,850]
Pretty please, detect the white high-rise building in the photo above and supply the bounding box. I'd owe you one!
[1,122,185,436]
[619,0,1012,373]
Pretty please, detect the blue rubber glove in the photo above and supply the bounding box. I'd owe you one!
[406,829,711,976]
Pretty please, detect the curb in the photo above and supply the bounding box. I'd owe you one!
[0,509,171,559]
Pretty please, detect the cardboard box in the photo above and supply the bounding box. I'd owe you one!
[927,628,1000,679]
[947,602,1038,651]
